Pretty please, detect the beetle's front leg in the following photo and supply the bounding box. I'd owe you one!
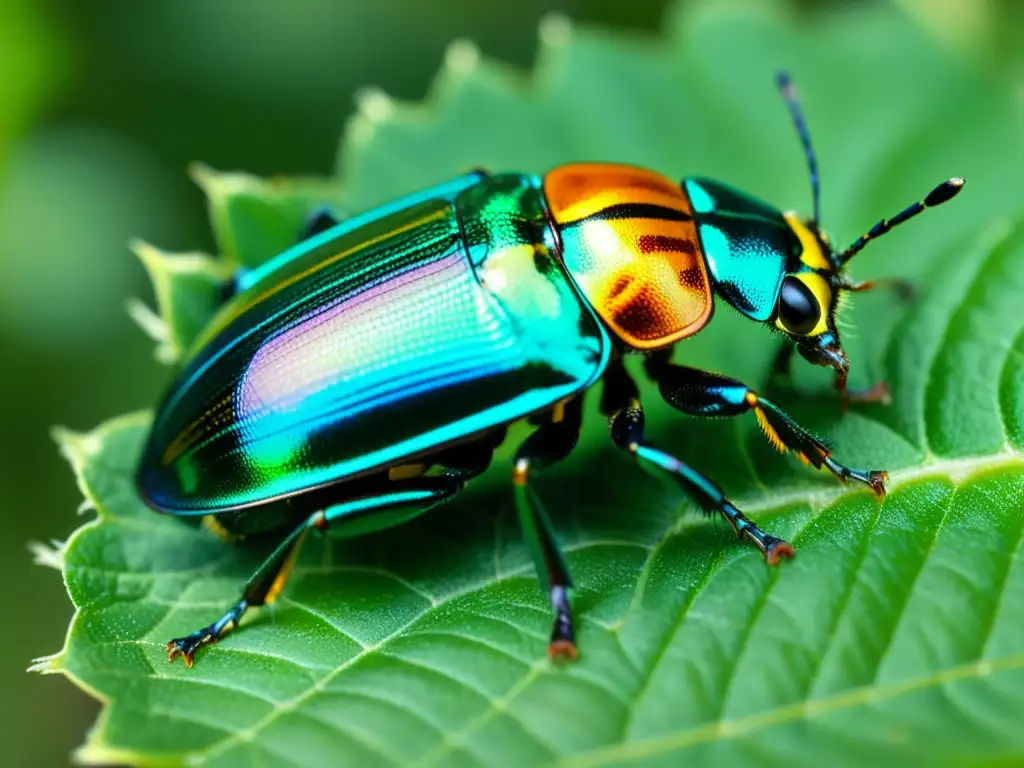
[166,476,462,666]
[602,359,793,564]
[766,340,891,405]
[651,364,887,496]
[513,397,583,661]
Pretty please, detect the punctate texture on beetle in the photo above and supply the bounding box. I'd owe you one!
[139,172,609,514]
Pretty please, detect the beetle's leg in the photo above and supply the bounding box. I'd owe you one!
[839,276,915,301]
[766,341,797,391]
[297,206,342,242]
[765,341,890,404]
[603,358,793,564]
[513,397,583,661]
[166,476,462,667]
[649,363,887,496]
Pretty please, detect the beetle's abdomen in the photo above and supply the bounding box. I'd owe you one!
[544,163,713,350]
[139,174,609,514]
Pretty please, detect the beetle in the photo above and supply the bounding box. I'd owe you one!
[138,73,963,666]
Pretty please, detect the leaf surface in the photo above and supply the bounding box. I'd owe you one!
[40,4,1024,766]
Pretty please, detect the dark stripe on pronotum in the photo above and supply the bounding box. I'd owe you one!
[638,234,697,255]
[564,202,692,227]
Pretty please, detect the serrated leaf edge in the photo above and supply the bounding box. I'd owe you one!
[37,414,155,682]
[338,12,578,172]
[189,162,342,267]
[130,239,232,363]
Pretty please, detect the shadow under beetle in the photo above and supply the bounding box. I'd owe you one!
[137,73,964,666]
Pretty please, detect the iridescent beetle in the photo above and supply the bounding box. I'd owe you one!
[138,74,963,665]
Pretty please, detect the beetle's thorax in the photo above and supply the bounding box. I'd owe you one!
[542,163,713,351]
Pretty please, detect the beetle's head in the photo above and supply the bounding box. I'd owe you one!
[686,167,962,401]
[771,212,850,390]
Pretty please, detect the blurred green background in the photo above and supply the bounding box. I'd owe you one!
[4,1,1020,765]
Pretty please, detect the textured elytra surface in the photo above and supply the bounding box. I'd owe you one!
[38,2,1024,766]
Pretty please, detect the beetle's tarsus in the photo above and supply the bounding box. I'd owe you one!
[823,456,888,497]
[719,501,795,563]
[764,537,796,566]
[868,470,889,497]
[166,633,210,667]
[548,638,579,662]
[548,584,577,662]
[847,380,892,406]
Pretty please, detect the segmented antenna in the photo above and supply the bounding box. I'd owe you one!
[776,71,820,226]
[838,178,965,264]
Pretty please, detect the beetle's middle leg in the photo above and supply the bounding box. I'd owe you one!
[513,396,584,661]
[166,475,462,666]
[602,358,794,564]
[648,361,887,495]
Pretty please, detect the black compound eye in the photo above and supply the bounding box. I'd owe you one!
[778,276,820,335]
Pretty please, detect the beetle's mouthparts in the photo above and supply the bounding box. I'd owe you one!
[798,334,850,407]
[826,347,851,397]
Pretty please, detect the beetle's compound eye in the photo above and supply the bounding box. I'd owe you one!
[778,275,821,335]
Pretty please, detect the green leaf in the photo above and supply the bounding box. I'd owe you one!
[129,241,234,363]
[191,163,346,270]
[40,4,1024,766]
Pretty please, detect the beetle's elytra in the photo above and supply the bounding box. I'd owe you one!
[138,73,964,666]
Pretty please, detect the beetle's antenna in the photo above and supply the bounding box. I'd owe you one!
[838,178,965,265]
[776,71,820,227]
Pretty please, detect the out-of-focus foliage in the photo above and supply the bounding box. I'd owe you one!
[38,1,1024,765]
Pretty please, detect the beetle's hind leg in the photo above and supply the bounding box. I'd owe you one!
[166,476,462,666]
[513,397,584,661]
[603,358,794,564]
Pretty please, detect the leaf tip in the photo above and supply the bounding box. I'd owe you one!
[539,12,574,47]
[73,743,151,768]
[124,297,170,344]
[52,426,103,466]
[187,161,217,189]
[28,539,65,570]
[444,38,481,77]
[129,238,161,268]
[355,86,396,125]
[28,651,64,674]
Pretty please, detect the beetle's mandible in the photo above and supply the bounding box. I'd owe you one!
[138,73,964,666]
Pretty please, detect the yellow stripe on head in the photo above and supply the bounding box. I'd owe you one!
[784,212,831,271]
